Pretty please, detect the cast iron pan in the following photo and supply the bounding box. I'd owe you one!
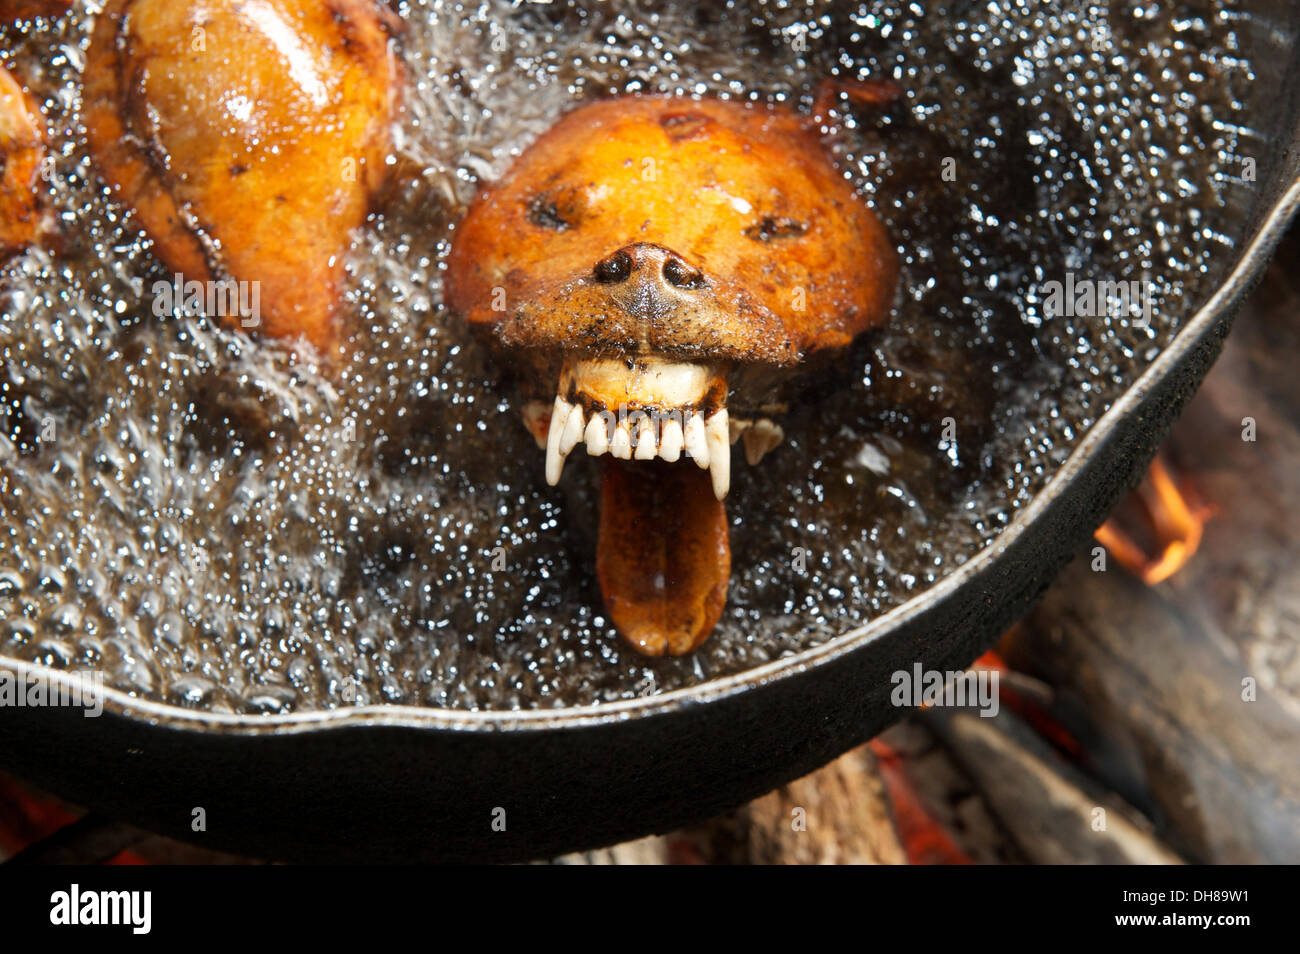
[1,3,1298,862]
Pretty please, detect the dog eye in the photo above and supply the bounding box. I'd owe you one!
[744,216,808,241]
[526,193,574,230]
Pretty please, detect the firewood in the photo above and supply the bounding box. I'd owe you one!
[924,706,1182,864]
[672,746,907,864]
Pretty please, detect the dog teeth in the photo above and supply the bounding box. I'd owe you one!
[705,409,730,499]
[537,357,746,498]
[545,395,575,485]
[684,413,709,469]
[659,418,683,462]
[521,400,551,450]
[584,415,608,456]
[610,419,633,459]
[634,415,657,460]
[743,418,784,466]
[559,402,586,455]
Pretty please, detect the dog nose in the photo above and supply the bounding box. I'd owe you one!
[592,248,635,284]
[592,243,705,289]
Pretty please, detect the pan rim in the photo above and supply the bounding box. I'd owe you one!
[3,180,1298,738]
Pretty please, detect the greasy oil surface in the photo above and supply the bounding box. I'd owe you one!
[0,1,1258,712]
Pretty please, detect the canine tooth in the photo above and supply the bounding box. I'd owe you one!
[585,414,609,456]
[610,419,633,459]
[684,412,709,468]
[545,396,574,485]
[521,400,551,449]
[659,417,684,462]
[706,409,730,499]
[559,402,585,455]
[634,415,657,460]
[743,418,784,466]
[728,417,752,445]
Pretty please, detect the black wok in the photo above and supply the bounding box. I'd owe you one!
[1,0,1298,862]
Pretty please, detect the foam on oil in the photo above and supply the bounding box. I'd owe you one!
[0,1,1257,711]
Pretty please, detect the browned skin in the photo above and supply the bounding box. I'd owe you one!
[0,0,72,20]
[445,89,899,656]
[0,64,45,260]
[83,0,401,358]
[446,94,896,382]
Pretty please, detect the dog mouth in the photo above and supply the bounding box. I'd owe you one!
[513,352,793,656]
[529,354,786,501]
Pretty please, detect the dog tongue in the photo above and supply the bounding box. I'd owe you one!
[596,457,730,655]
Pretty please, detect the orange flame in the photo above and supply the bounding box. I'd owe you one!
[1094,453,1213,584]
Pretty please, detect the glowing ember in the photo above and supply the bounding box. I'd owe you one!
[1094,454,1213,584]
[979,644,1083,759]
[0,773,143,864]
[868,740,972,865]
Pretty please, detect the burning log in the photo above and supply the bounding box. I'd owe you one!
[550,837,670,865]
[922,705,1182,864]
[868,738,973,864]
[1003,555,1300,863]
[873,720,1025,864]
[1001,239,1300,863]
[670,747,907,864]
